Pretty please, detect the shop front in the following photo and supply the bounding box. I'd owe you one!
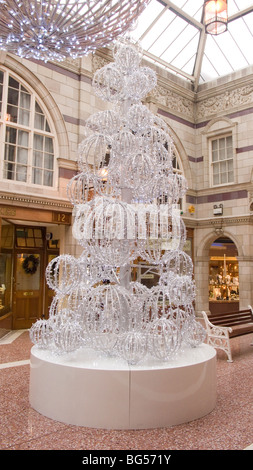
[0,203,71,330]
[209,236,239,314]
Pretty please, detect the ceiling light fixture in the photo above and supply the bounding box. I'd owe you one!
[0,0,149,62]
[204,0,228,35]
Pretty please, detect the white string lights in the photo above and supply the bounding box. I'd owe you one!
[0,1,149,62]
[30,39,206,364]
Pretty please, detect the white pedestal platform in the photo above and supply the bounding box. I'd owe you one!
[29,344,217,429]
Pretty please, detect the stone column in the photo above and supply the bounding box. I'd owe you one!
[194,255,210,316]
[237,256,253,309]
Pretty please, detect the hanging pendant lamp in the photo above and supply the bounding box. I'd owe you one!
[204,0,228,35]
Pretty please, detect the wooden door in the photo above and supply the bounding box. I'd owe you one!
[13,251,44,329]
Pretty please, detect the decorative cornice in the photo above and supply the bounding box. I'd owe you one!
[197,215,253,227]
[182,214,253,230]
[148,86,194,120]
[0,192,72,211]
[92,51,111,73]
[196,83,253,120]
[57,158,78,171]
[187,182,252,199]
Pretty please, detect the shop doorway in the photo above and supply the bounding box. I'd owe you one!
[209,236,239,314]
[0,222,60,329]
[13,251,44,329]
[12,226,45,329]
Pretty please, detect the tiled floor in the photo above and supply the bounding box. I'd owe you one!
[0,329,252,451]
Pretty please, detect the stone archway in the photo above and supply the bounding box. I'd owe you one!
[208,236,239,314]
[194,229,243,316]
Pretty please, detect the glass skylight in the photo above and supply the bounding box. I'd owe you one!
[131,0,253,89]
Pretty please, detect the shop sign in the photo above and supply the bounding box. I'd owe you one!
[0,206,16,217]
[52,212,71,225]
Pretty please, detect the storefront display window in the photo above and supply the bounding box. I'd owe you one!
[209,237,239,303]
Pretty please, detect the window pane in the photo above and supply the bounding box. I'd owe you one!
[45,120,50,133]
[33,150,43,167]
[7,105,18,123]
[220,161,226,172]
[219,147,225,160]
[213,163,219,174]
[9,77,19,89]
[44,170,53,187]
[172,155,180,170]
[20,92,31,110]
[33,168,42,185]
[34,229,42,238]
[213,174,219,185]
[17,148,28,164]
[4,162,15,180]
[44,153,53,169]
[18,109,30,126]
[8,88,19,106]
[35,102,43,114]
[16,165,27,182]
[34,112,45,130]
[212,140,218,151]
[34,134,44,150]
[5,127,17,144]
[221,173,227,184]
[212,150,218,162]
[227,145,233,158]
[18,130,29,147]
[228,159,233,171]
[219,138,225,149]
[33,134,54,187]
[4,144,15,162]
[27,238,35,247]
[45,137,53,154]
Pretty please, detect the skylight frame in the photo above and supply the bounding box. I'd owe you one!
[131,0,253,90]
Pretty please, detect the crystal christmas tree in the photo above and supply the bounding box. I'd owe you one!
[30,39,206,365]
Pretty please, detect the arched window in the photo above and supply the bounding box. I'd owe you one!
[172,151,182,174]
[0,69,55,187]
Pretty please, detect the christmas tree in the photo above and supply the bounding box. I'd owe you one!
[30,39,206,365]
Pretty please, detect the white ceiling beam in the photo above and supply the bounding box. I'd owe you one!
[139,5,169,41]
[158,0,203,30]
[143,49,195,82]
[228,7,253,23]
[192,29,207,92]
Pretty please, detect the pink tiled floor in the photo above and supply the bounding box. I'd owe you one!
[0,330,252,450]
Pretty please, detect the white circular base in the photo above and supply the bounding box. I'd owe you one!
[29,344,216,429]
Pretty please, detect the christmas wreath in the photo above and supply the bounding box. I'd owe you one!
[22,255,39,275]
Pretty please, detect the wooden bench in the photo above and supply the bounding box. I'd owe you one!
[202,306,253,362]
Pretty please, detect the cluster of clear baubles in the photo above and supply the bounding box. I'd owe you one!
[30,40,206,364]
[0,0,149,61]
